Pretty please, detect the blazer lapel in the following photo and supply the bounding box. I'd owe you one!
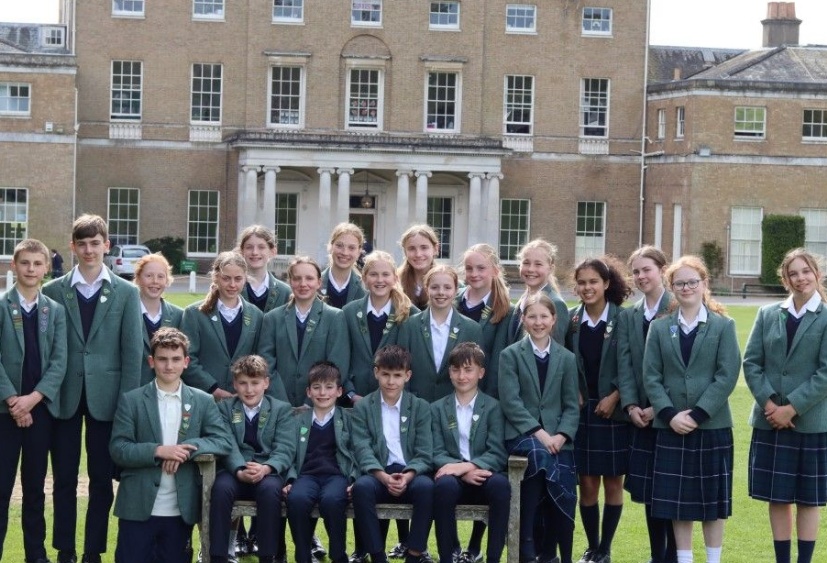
[265,274,282,311]
[297,410,311,468]
[299,300,323,360]
[685,315,710,370]
[86,279,115,341]
[233,306,255,361]
[142,385,163,443]
[543,347,562,399]
[599,303,617,367]
[571,305,585,375]
[520,340,542,398]
[469,394,484,449]
[377,305,397,349]
[438,312,463,373]
[230,398,246,445]
[161,300,177,328]
[420,311,437,370]
[285,305,299,362]
[356,300,374,355]
[786,303,821,357]
[207,308,231,357]
[36,295,53,363]
[399,392,412,458]
[371,394,388,463]
[443,396,461,454]
[256,398,271,448]
[666,312,685,367]
[7,289,24,353]
[178,385,196,442]
[631,301,646,354]
[61,275,85,342]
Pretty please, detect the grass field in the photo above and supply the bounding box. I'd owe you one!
[5,300,825,562]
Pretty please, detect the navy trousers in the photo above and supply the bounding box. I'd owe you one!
[117,515,190,563]
[286,474,349,563]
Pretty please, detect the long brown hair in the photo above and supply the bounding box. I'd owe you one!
[236,224,277,254]
[362,250,413,323]
[398,224,440,308]
[199,251,248,313]
[778,247,827,304]
[665,255,726,315]
[286,255,322,307]
[572,255,632,306]
[461,243,510,324]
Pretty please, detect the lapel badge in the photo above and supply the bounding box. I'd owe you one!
[231,409,243,424]
[401,416,407,423]
[670,325,679,338]
[211,315,218,322]
[472,414,480,422]
[184,403,191,412]
[100,296,107,303]
[357,311,363,319]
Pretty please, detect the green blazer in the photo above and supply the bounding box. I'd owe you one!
[218,395,296,476]
[498,338,580,444]
[320,268,366,306]
[180,300,263,394]
[509,285,570,346]
[43,267,143,421]
[287,407,358,482]
[258,299,349,407]
[0,287,67,418]
[744,301,827,433]
[351,389,433,476]
[566,302,625,420]
[454,288,515,399]
[616,293,674,410]
[242,273,291,313]
[430,391,507,473]
[397,307,484,402]
[140,299,184,385]
[643,309,741,430]
[109,381,233,525]
[342,296,419,397]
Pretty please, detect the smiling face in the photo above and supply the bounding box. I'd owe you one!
[671,265,706,310]
[519,247,552,291]
[374,367,411,405]
[403,234,438,275]
[306,379,342,411]
[71,234,109,273]
[12,250,48,292]
[136,260,169,301]
[216,263,246,305]
[149,345,189,390]
[233,373,270,408]
[575,266,609,307]
[464,251,496,292]
[427,271,457,312]
[449,360,485,396]
[523,301,555,345]
[330,233,361,271]
[784,256,818,304]
[240,234,276,273]
[364,259,397,301]
[631,256,665,298]
[289,262,322,303]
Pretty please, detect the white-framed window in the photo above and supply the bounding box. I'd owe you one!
[734,106,766,139]
[187,190,219,256]
[800,208,827,257]
[575,201,606,261]
[113,0,144,17]
[0,189,27,256]
[0,83,31,116]
[191,63,222,123]
[42,26,65,47]
[273,0,303,23]
[506,4,536,33]
[430,1,460,30]
[676,106,685,138]
[427,196,454,260]
[425,71,460,133]
[346,68,383,130]
[269,66,304,128]
[656,108,666,139]
[582,7,612,35]
[802,109,827,141]
[111,61,142,121]
[580,78,609,138]
[107,188,140,246]
[730,206,763,275]
[499,198,530,261]
[504,75,534,135]
[352,0,382,26]
[193,0,224,19]
[275,193,299,256]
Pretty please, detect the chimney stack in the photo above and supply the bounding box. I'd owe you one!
[762,2,801,47]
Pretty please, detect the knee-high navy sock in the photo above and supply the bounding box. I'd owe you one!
[772,540,791,563]
[548,502,574,563]
[797,540,815,563]
[467,520,486,555]
[664,517,677,563]
[579,503,600,551]
[645,505,666,562]
[597,504,623,555]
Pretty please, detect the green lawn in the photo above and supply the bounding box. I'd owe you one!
[6,302,824,562]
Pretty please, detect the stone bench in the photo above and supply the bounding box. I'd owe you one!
[194,455,528,563]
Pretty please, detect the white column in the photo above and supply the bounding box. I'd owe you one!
[336,168,354,225]
[260,166,279,230]
[414,170,431,223]
[240,166,259,231]
[486,172,502,245]
[467,172,484,246]
[396,170,413,262]
[318,168,335,264]
[237,168,245,236]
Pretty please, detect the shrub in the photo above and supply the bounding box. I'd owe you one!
[760,215,805,284]
[143,236,187,273]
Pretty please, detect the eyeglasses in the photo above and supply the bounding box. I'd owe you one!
[672,279,701,290]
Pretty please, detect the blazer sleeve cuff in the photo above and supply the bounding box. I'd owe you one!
[658,407,679,425]
[689,407,710,424]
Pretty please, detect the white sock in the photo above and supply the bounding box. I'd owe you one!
[706,546,722,563]
[677,549,693,563]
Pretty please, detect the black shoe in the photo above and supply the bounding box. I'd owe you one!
[388,544,407,559]
[311,536,328,560]
[81,555,101,563]
[590,553,611,563]
[349,552,370,563]
[576,550,596,563]
[247,534,259,555]
[457,551,482,563]
[57,551,77,563]
[404,552,434,563]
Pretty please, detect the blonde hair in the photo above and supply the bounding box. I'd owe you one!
[328,222,365,252]
[200,251,248,313]
[398,224,440,308]
[665,255,726,315]
[461,243,510,324]
[523,293,557,318]
[133,253,174,287]
[286,255,322,307]
[237,224,277,253]
[423,264,458,300]
[362,250,413,323]
[516,238,561,294]
[778,248,827,303]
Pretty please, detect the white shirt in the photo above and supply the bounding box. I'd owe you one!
[582,302,609,328]
[249,275,269,298]
[243,400,262,421]
[463,291,490,310]
[70,267,111,299]
[217,299,242,323]
[678,305,708,335]
[455,393,477,462]
[152,381,182,517]
[312,408,336,427]
[643,289,666,322]
[328,271,351,293]
[381,393,407,467]
[530,338,551,359]
[295,305,312,323]
[18,292,38,313]
[141,302,162,324]
[430,309,453,370]
[367,299,392,318]
[783,292,822,319]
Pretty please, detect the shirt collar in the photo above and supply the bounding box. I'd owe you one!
[243,400,262,419]
[530,337,551,358]
[141,301,163,323]
[70,266,110,287]
[217,299,242,316]
[582,302,609,327]
[643,289,665,320]
[18,291,39,312]
[463,291,490,309]
[312,408,336,426]
[782,292,822,319]
[455,392,478,411]
[367,299,392,317]
[328,271,351,292]
[154,380,182,400]
[678,305,708,331]
[380,391,403,409]
[430,308,453,329]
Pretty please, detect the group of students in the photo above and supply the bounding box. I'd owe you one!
[0,213,825,563]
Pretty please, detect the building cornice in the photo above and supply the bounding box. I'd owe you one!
[648,78,827,96]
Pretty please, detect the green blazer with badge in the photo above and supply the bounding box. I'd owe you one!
[397,307,483,403]
[180,300,263,394]
[351,390,433,476]
[218,395,296,476]
[430,390,507,473]
[242,273,291,313]
[498,338,580,444]
[109,381,233,524]
[0,287,67,418]
[342,296,419,398]
[744,301,827,433]
[320,268,366,305]
[643,309,741,430]
[43,267,143,421]
[140,299,184,385]
[258,299,349,407]
[287,407,358,482]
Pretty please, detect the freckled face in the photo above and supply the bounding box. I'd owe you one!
[136,261,169,301]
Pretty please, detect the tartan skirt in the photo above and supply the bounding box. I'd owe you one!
[506,435,578,522]
[748,428,827,506]
[651,428,733,521]
[624,424,657,504]
[574,399,630,477]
